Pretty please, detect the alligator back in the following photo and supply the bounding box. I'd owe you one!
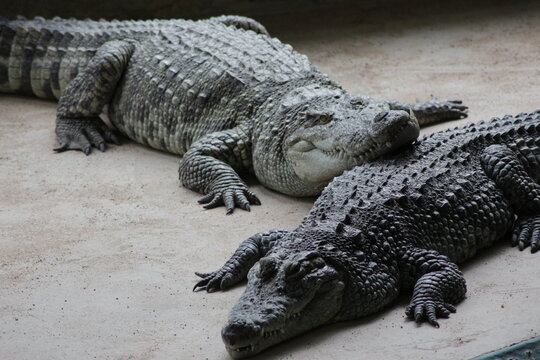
[106,19,318,154]
[0,16,317,103]
[306,112,540,263]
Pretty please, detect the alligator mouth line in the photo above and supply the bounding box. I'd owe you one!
[289,140,381,164]
[226,311,303,354]
[261,311,302,338]
[230,344,253,354]
[358,118,420,160]
[288,119,418,163]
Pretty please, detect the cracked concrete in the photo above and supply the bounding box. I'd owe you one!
[1,1,539,359]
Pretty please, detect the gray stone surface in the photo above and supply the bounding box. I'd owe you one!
[1,1,540,359]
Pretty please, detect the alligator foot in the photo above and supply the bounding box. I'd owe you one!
[512,215,540,253]
[54,116,120,155]
[198,181,261,215]
[194,230,286,292]
[405,299,456,328]
[434,98,468,118]
[408,98,469,126]
[193,269,235,292]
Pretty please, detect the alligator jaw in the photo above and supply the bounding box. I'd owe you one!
[223,310,313,359]
[286,112,419,184]
[222,251,345,358]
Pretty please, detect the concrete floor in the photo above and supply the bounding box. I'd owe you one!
[1,1,540,359]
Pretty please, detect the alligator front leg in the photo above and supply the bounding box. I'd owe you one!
[481,144,540,252]
[193,229,289,292]
[54,40,134,154]
[400,247,466,327]
[179,124,261,214]
[390,98,468,126]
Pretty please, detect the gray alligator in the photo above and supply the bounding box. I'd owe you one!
[0,16,467,213]
[194,111,540,357]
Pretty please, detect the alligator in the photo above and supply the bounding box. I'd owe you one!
[194,110,540,357]
[0,16,468,213]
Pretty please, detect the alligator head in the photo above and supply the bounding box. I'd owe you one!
[285,96,419,184]
[221,249,345,358]
[253,85,420,197]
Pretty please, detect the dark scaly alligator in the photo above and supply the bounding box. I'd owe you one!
[194,111,540,357]
[0,15,468,213]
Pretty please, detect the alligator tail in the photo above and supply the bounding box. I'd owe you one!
[0,16,105,100]
[0,17,16,93]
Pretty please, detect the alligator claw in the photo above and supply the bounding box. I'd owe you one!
[193,276,212,292]
[440,99,469,120]
[198,187,261,214]
[193,266,239,292]
[405,300,456,327]
[53,143,69,152]
[55,116,120,154]
[193,270,223,292]
[195,271,212,278]
[419,98,469,123]
[512,215,540,253]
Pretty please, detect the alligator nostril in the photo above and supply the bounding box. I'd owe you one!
[374,111,388,123]
[222,321,261,346]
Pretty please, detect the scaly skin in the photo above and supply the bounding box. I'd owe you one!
[195,111,540,357]
[0,16,468,213]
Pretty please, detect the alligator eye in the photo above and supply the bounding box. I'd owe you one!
[350,97,363,105]
[312,257,325,268]
[305,111,334,125]
[284,261,306,281]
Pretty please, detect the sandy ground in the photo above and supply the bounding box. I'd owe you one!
[1,1,540,359]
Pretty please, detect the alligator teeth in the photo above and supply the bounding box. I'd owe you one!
[233,345,252,352]
[409,108,416,121]
[263,330,278,337]
[262,327,287,338]
[285,312,301,320]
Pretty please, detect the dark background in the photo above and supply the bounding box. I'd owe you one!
[3,0,386,20]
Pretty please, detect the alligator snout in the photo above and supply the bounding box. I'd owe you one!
[222,320,260,349]
[372,109,412,126]
[373,110,389,123]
